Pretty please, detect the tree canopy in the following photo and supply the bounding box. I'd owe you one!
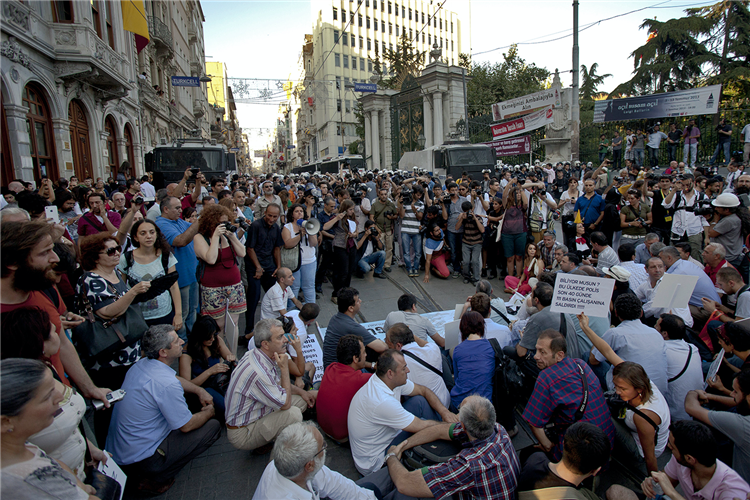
[370,34,426,90]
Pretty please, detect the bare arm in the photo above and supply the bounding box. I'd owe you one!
[578,313,623,366]
[172,221,201,247]
[409,383,458,422]
[367,339,388,353]
[635,409,661,474]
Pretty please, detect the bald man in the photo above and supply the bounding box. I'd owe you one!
[7,181,24,194]
[260,267,303,320]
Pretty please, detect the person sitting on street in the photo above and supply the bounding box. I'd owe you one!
[451,311,497,410]
[637,256,694,329]
[361,395,520,500]
[260,267,303,321]
[521,330,615,463]
[383,293,444,348]
[347,349,459,476]
[105,325,221,495]
[253,422,377,500]
[518,422,611,500]
[322,287,386,369]
[355,219,387,279]
[464,292,513,348]
[224,318,316,453]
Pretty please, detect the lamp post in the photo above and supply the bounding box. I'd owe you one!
[418,132,426,150]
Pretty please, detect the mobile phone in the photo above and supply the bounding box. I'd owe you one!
[191,167,200,176]
[45,205,60,224]
[93,389,126,410]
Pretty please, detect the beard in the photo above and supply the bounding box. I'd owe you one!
[13,264,56,292]
[735,186,750,196]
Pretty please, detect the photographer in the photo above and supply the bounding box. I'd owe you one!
[620,189,652,248]
[398,185,425,277]
[370,188,398,272]
[662,174,710,263]
[441,183,469,278]
[456,201,485,284]
[353,184,372,233]
[524,178,557,244]
[708,193,746,272]
[356,220,387,278]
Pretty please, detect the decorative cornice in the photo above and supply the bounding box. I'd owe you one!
[1,37,31,69]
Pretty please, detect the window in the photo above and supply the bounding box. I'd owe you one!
[337,99,342,112]
[381,20,385,31]
[451,40,454,51]
[366,17,370,29]
[367,38,371,50]
[359,35,363,47]
[382,40,386,53]
[409,29,412,38]
[402,5,405,17]
[434,17,436,28]
[345,100,351,113]
[103,0,114,48]
[336,76,341,89]
[335,53,340,67]
[374,18,377,30]
[358,14,362,26]
[389,43,393,51]
[351,56,356,68]
[451,22,453,33]
[366,0,369,6]
[351,34,355,45]
[23,84,57,182]
[342,10,346,22]
[422,33,425,43]
[343,33,348,45]
[389,22,392,34]
[396,25,399,36]
[345,77,350,86]
[343,55,349,68]
[440,38,443,47]
[333,7,338,20]
[409,8,412,20]
[428,34,431,44]
[421,12,424,23]
[334,30,339,43]
[52,1,74,22]
[373,0,377,8]
[388,2,392,14]
[440,18,442,30]
[368,60,373,72]
[360,58,365,70]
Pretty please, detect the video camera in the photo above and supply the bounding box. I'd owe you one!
[678,199,714,218]
[401,188,413,205]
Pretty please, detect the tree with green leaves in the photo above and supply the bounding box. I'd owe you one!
[370,34,426,90]
[580,63,612,100]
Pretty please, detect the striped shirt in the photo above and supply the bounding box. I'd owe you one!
[462,218,483,246]
[225,348,287,427]
[401,200,424,235]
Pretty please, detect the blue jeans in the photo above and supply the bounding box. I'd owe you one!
[388,396,443,449]
[711,141,731,166]
[445,230,462,272]
[359,250,385,274]
[401,232,422,272]
[289,260,317,310]
[179,281,200,341]
[684,143,698,167]
[634,148,644,167]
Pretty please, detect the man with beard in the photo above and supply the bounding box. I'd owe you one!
[78,192,122,237]
[253,422,376,499]
[685,369,750,484]
[0,221,110,407]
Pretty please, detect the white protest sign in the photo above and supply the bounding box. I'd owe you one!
[705,348,724,390]
[550,274,615,318]
[301,325,325,384]
[98,452,127,500]
[651,274,699,310]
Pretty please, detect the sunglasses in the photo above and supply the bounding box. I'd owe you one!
[103,247,120,256]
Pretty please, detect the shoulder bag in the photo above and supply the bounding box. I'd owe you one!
[280,228,302,272]
[402,349,454,391]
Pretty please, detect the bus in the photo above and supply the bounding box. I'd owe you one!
[319,155,365,174]
[146,139,236,189]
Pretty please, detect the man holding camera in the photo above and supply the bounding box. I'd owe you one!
[662,174,710,263]
[524,179,557,244]
[398,185,425,277]
[441,183,469,278]
[356,220,387,278]
[457,201,485,284]
[371,188,399,272]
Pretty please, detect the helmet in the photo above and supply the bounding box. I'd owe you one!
[712,193,740,208]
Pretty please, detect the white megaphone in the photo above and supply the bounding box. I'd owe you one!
[304,218,321,235]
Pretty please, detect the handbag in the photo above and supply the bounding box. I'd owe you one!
[72,274,148,366]
[203,360,236,395]
[402,439,463,471]
[280,241,301,272]
[489,338,526,400]
[78,421,122,500]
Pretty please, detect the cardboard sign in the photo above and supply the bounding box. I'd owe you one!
[301,325,325,384]
[98,453,127,500]
[651,274,699,310]
[550,275,615,318]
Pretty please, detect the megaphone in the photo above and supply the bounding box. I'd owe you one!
[304,218,321,235]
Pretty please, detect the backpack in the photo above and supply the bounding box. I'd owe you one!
[489,338,526,404]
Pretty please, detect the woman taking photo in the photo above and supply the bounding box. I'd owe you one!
[504,243,543,295]
[559,177,580,248]
[450,311,495,410]
[1,359,101,500]
[119,219,182,331]
[193,205,246,347]
[501,179,529,280]
[483,197,504,280]
[282,204,318,305]
[322,199,357,303]
[578,312,670,475]
[179,315,236,414]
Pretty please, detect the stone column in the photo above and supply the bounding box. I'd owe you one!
[371,110,380,170]
[50,118,73,180]
[433,92,444,147]
[423,96,433,149]
[3,104,34,180]
[364,111,372,169]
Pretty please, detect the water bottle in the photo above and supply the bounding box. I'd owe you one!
[651,480,671,500]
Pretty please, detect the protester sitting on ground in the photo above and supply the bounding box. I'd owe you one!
[654,314,704,422]
[347,349,458,476]
[476,279,511,328]
[0,359,101,500]
[708,323,750,383]
[703,242,733,291]
[589,231,620,274]
[685,369,750,483]
[578,313,671,475]
[355,219,387,278]
[253,422,377,500]
[316,335,372,442]
[635,233,660,264]
[602,265,635,320]
[276,315,315,389]
[260,267,303,320]
[589,293,669,397]
[178,315,237,414]
[617,243,649,291]
[637,256,695,328]
[362,395,520,500]
[703,266,750,323]
[521,330,615,463]
[560,252,581,273]
[676,241,704,269]
[386,323,451,409]
[451,311,497,410]
[106,325,221,495]
[460,292,513,348]
[382,293,443,347]
[550,244,569,273]
[322,287,386,368]
[225,318,316,453]
[518,422,611,500]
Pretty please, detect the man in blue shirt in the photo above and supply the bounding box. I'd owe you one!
[573,179,605,235]
[106,325,221,495]
[156,196,201,339]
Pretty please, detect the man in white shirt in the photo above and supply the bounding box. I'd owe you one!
[146,189,168,222]
[662,174,709,263]
[724,162,743,194]
[589,231,620,275]
[617,243,649,291]
[253,421,377,500]
[347,349,459,475]
[382,294,444,348]
[260,267,303,320]
[637,256,694,328]
[140,175,156,198]
[461,292,513,348]
[386,323,451,408]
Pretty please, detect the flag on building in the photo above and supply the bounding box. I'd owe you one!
[121,0,150,53]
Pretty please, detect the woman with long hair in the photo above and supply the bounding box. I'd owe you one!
[484,197,504,279]
[601,189,622,250]
[450,311,495,409]
[501,179,529,279]
[504,242,542,295]
[193,205,247,347]
[559,177,580,248]
[322,199,357,303]
[119,219,182,331]
[282,203,318,306]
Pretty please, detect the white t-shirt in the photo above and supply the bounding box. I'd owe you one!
[624,382,670,458]
[348,376,416,475]
[253,461,376,500]
[284,310,308,358]
[484,318,513,348]
[735,290,750,319]
[283,223,316,265]
[260,282,294,320]
[467,193,489,227]
[401,343,450,408]
[742,124,750,143]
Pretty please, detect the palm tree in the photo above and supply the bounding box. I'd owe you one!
[580,63,612,100]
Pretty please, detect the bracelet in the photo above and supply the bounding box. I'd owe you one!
[384,452,397,463]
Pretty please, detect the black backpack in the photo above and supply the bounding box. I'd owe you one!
[489,339,526,404]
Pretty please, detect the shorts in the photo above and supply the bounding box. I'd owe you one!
[200,282,247,319]
[502,232,527,257]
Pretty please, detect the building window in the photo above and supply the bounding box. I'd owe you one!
[373,0,377,8]
[409,28,412,38]
[382,40,386,52]
[91,1,102,39]
[388,2,392,14]
[22,84,57,183]
[358,14,362,26]
[333,7,337,20]
[440,18,443,30]
[421,12,424,23]
[351,56,356,68]
[396,25,399,36]
[52,1,74,22]
[345,77,350,87]
[389,43,393,50]
[345,100,351,113]
[334,30,339,43]
[342,10,346,22]
[428,34,431,44]
[451,40,454,51]
[422,33,425,43]
[374,18,377,30]
[343,55,349,68]
[366,0,369,6]
[105,116,120,177]
[367,38,371,50]
[360,58,365,70]
[343,33,348,45]
[381,20,385,31]
[351,34,355,45]
[408,8,412,20]
[359,35,363,47]
[366,17,370,28]
[434,17,437,28]
[402,5,405,17]
[389,22,392,34]
[335,53,340,67]
[336,76,341,89]
[368,60,373,72]
[451,21,453,33]
[337,99,342,112]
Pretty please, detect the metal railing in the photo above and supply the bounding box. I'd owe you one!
[148,16,172,48]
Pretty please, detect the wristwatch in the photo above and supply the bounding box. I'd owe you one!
[384,452,397,463]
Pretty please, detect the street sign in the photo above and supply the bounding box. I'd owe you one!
[230,147,240,152]
[171,76,200,87]
[353,82,377,93]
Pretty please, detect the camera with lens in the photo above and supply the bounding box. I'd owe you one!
[384,209,395,218]
[401,188,413,205]
[369,226,379,237]
[634,217,650,229]
[234,218,250,231]
[613,176,623,184]
[684,199,715,218]
[190,167,200,176]
[134,196,144,205]
[223,221,238,233]
[351,188,363,205]
[442,194,452,205]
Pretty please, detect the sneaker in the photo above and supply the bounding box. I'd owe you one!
[384,267,392,273]
[330,296,337,304]
[452,271,461,279]
[463,277,471,283]
[373,272,387,279]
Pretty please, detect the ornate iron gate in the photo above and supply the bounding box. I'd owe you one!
[390,75,424,168]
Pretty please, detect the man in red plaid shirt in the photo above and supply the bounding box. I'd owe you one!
[522,329,615,461]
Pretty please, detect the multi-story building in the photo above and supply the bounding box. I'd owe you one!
[300,0,465,168]
[204,61,243,161]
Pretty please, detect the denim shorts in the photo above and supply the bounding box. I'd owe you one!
[501,232,527,257]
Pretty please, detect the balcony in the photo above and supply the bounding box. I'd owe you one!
[193,99,206,118]
[148,16,173,60]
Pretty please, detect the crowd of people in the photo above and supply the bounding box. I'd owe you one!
[2,147,750,499]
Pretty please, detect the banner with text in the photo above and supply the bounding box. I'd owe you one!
[549,275,615,318]
[492,86,562,121]
[593,85,721,123]
[483,136,531,157]
[491,106,554,140]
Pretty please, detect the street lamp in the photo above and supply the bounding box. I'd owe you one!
[199,75,212,83]
[418,132,426,150]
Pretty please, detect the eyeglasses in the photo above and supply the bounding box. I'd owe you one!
[313,442,328,458]
[103,247,120,256]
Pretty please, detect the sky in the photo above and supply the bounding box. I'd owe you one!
[201,0,715,150]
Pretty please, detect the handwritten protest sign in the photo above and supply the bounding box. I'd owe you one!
[550,275,615,318]
[301,327,325,384]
